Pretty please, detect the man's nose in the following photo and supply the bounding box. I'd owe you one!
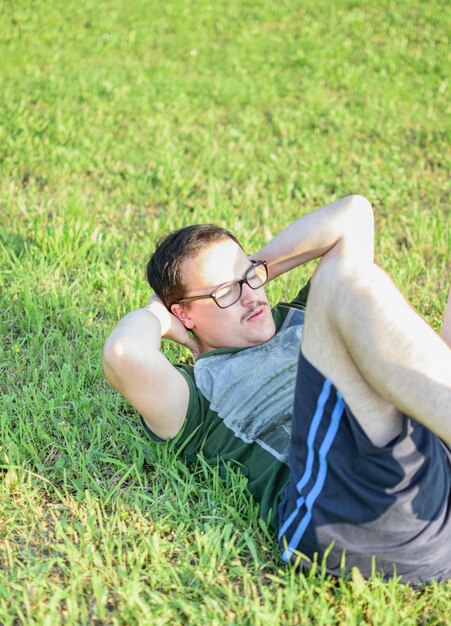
[240,282,259,306]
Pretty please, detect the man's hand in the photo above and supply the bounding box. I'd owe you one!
[144,295,200,359]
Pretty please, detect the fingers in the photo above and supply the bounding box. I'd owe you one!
[184,335,201,359]
[145,295,201,358]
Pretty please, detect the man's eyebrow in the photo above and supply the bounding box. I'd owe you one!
[198,262,254,293]
[221,262,254,284]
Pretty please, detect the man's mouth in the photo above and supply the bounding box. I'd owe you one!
[243,304,266,322]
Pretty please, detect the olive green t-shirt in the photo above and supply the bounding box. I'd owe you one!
[142,285,309,529]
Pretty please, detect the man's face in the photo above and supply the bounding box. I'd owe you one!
[171,238,276,353]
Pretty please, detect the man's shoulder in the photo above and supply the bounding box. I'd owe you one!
[272,282,309,332]
[279,279,311,310]
[193,314,304,394]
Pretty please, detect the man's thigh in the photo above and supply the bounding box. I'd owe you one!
[302,257,403,446]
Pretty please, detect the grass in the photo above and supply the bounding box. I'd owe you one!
[1,0,450,623]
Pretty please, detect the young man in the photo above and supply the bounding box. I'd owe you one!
[103,195,451,584]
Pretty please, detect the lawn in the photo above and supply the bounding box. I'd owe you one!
[0,0,450,623]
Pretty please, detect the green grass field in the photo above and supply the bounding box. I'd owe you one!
[1,0,450,623]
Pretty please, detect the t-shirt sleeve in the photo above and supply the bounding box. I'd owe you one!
[272,278,310,330]
[290,278,311,309]
[140,363,210,461]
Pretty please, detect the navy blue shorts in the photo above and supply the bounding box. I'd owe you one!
[278,350,451,584]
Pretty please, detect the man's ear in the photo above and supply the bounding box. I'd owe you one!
[170,303,195,329]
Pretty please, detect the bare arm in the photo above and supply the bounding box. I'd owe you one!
[102,297,199,439]
[252,195,374,280]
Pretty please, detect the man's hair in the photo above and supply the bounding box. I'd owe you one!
[146,224,243,308]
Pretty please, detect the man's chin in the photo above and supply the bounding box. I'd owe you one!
[248,323,276,347]
[203,321,276,352]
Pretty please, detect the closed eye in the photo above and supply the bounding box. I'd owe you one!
[214,283,236,299]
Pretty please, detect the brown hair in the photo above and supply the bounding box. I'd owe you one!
[146,224,242,308]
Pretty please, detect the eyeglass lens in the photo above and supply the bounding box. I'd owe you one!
[214,263,267,308]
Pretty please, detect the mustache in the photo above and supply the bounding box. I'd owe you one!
[241,302,267,323]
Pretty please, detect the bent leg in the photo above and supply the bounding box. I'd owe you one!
[302,257,451,446]
[441,288,451,347]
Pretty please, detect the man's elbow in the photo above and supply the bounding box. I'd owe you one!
[102,335,130,389]
[336,194,375,264]
[347,194,374,236]
[348,194,373,218]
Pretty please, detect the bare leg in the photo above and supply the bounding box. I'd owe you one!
[441,289,451,347]
[302,257,451,446]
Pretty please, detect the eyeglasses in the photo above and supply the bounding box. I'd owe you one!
[174,260,268,309]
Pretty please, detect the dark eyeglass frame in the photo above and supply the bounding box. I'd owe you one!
[173,260,268,309]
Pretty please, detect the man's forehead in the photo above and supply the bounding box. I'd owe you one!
[182,238,249,292]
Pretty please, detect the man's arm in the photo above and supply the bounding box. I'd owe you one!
[102,297,198,439]
[253,195,374,280]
